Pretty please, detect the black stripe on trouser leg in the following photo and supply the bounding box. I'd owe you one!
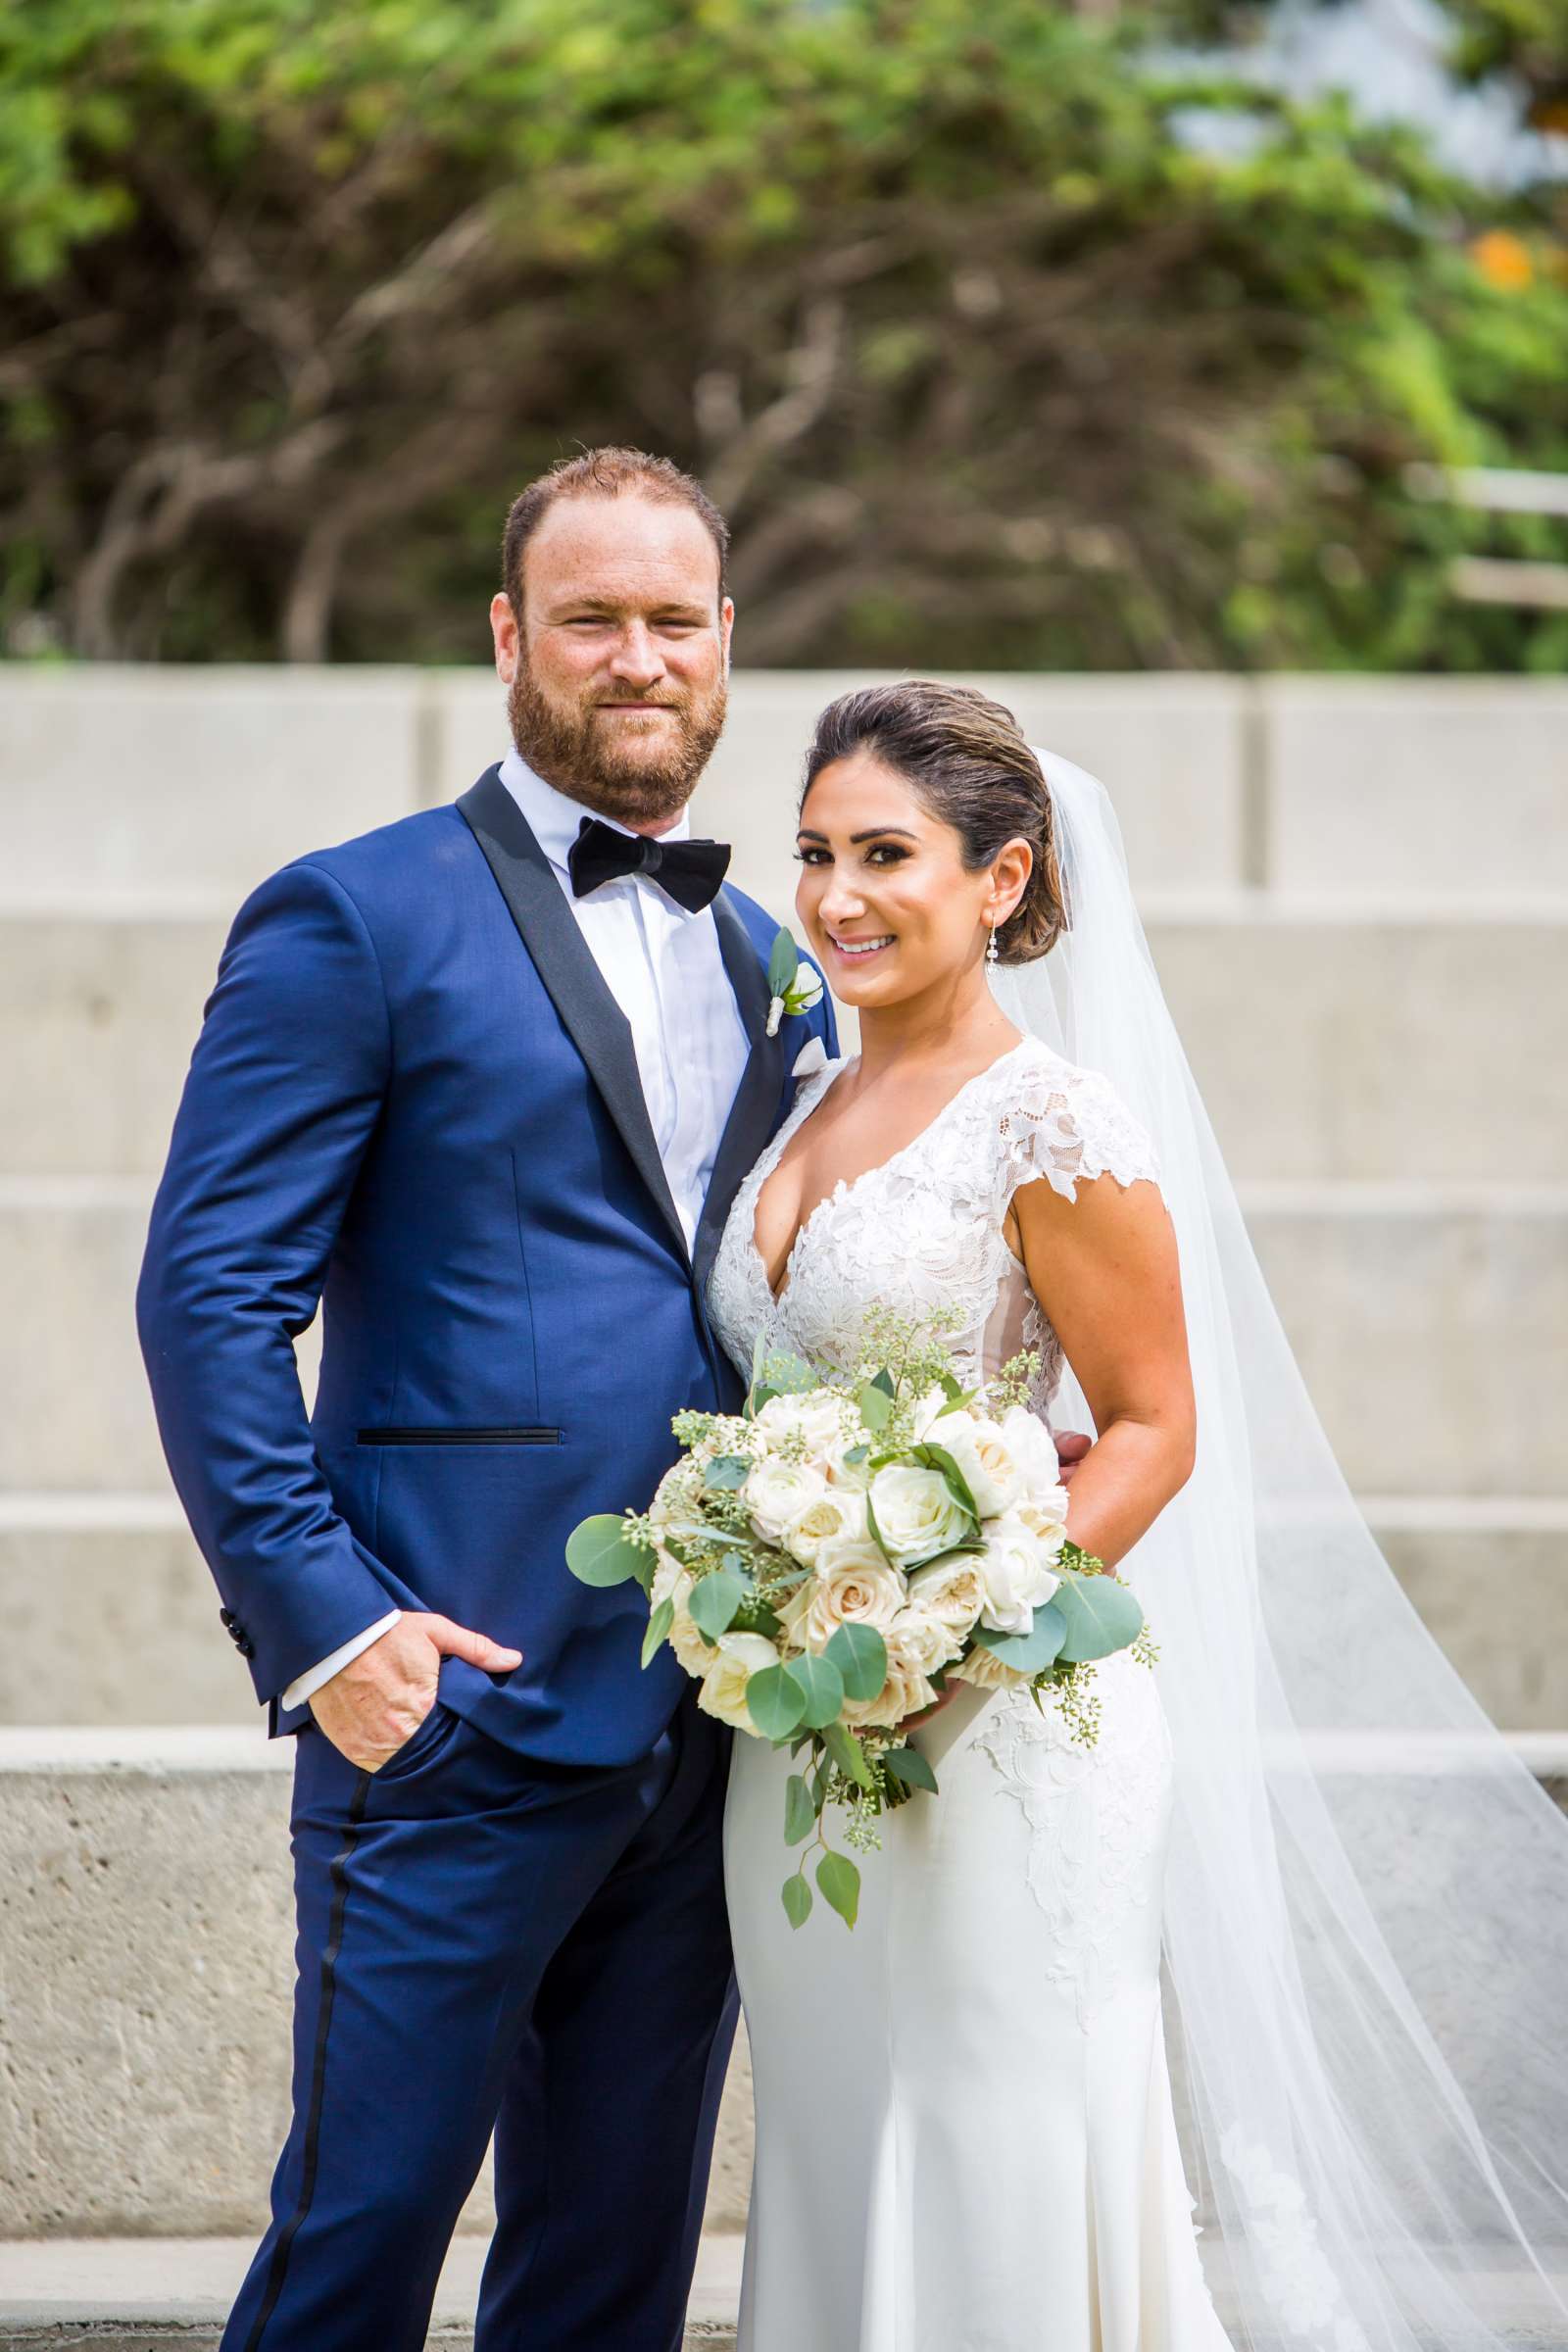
[244,1766,372,2352]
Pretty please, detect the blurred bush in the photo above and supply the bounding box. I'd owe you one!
[2,0,1565,667]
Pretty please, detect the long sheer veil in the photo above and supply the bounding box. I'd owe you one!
[996,750,1568,2349]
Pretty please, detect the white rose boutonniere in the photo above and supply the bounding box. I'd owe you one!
[765,925,825,1037]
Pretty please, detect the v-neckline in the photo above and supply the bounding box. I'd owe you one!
[752,1037,1031,1307]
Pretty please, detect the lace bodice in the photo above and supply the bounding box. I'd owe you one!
[706,1034,1162,1414]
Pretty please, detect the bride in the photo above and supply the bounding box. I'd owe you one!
[704,680,1568,2352]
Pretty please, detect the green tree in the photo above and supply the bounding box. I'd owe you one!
[3,0,1565,667]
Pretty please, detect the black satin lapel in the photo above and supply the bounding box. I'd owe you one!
[458,768,690,1265]
[694,890,790,1293]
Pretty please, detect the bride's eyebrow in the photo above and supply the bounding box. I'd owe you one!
[796,826,918,844]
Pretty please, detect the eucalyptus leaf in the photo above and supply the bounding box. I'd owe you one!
[782,1871,812,1930]
[689,1567,744,1642]
[767,925,801,996]
[911,1441,981,1525]
[747,1663,808,1741]
[869,1368,897,1398]
[885,1744,940,1795]
[971,1598,1067,1673]
[858,1383,893,1433]
[704,1454,752,1491]
[564,1514,650,1589]
[822,1719,875,1792]
[825,1622,888,1704]
[843,1443,871,1467]
[783,1773,816,1846]
[816,1848,860,1929]
[1051,1572,1146,1662]
[783,1651,845,1731]
[640,1595,674,1668]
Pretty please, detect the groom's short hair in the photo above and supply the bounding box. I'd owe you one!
[502,448,730,615]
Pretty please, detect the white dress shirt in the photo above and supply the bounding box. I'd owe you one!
[278,750,752,1712]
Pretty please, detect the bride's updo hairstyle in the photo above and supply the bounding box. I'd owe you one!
[800,680,1069,965]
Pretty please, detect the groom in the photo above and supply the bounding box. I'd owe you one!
[136,447,837,2351]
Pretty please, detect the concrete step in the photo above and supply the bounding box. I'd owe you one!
[3,1730,1565,2248]
[0,2230,744,2348]
[9,669,1568,906]
[3,1494,1562,1733]
[1,1182,1561,1495]
[6,906,1566,1183]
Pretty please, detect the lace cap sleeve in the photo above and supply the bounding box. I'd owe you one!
[997,1050,1162,1210]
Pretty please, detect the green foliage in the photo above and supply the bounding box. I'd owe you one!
[824,1621,887,1704]
[564,1513,650,1588]
[815,1847,860,1929]
[4,0,1565,666]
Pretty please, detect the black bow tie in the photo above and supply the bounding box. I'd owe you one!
[566,815,731,913]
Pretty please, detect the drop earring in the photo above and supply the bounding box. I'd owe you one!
[986,916,1000,968]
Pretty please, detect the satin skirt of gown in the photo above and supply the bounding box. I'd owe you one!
[724,1652,1233,2352]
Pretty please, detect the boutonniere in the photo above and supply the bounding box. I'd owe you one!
[765,926,825,1037]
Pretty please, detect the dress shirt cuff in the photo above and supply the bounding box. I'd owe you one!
[281,1610,402,1711]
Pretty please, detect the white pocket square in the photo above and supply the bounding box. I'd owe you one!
[792,1036,830,1080]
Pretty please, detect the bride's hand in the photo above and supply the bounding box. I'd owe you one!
[1054,1429,1092,1485]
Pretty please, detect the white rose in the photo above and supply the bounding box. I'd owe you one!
[868,1463,973,1567]
[906,1556,988,1640]
[650,1463,694,1526]
[697,1632,782,1731]
[999,1405,1071,1510]
[886,1606,963,1678]
[952,1642,1030,1690]
[745,1455,829,1544]
[977,1512,1061,1636]
[753,1390,857,1464]
[926,1409,1022,1519]
[842,1652,940,1729]
[781,1551,907,1652]
[826,1443,873,1493]
[907,1385,956,1442]
[783,1487,869,1569]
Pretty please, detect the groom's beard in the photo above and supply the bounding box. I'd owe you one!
[508,662,728,827]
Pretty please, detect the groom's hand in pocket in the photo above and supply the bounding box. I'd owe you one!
[310,1612,522,1772]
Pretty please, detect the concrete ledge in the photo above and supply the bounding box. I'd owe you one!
[10,907,1568,1183]
[3,1496,1564,1732]
[2,1733,1563,2242]
[4,1187,1560,1494]
[0,1733,752,2241]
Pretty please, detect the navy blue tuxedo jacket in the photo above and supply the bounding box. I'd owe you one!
[137,765,836,1766]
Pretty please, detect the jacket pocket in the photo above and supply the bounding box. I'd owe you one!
[357,1426,563,1446]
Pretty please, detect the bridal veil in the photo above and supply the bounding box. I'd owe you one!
[994,751,1568,2348]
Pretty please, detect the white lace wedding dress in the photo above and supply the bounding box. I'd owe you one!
[706,1035,1233,2352]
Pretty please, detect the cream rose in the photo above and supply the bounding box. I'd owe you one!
[697,1632,782,1729]
[885,1605,963,1678]
[780,1549,906,1652]
[927,1408,1022,1518]
[977,1512,1061,1636]
[842,1652,940,1729]
[652,1555,716,1677]
[868,1462,973,1567]
[906,1556,988,1640]
[1015,1491,1069,1557]
[783,1487,869,1569]
[745,1455,829,1544]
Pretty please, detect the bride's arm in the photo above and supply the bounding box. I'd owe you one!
[1008,1172,1196,1573]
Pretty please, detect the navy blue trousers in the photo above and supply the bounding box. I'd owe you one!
[221,1685,736,2352]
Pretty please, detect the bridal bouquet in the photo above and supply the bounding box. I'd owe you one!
[566,1311,1149,1930]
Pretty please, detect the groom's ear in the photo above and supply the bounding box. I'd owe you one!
[491,593,520,684]
[719,596,735,676]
